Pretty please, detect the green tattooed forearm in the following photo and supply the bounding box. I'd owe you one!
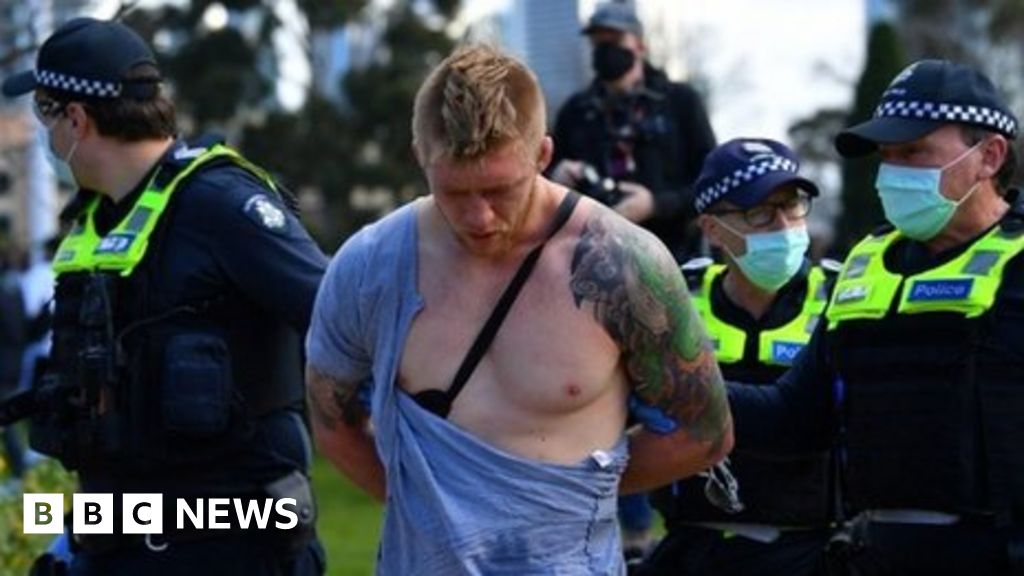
[570,215,728,444]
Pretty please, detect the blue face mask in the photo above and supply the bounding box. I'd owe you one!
[875,143,981,241]
[716,219,810,291]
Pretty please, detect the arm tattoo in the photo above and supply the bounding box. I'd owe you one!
[306,367,366,430]
[570,214,728,445]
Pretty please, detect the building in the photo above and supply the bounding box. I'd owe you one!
[866,0,898,25]
[0,113,32,242]
[465,0,702,127]
[0,0,77,253]
[508,0,589,121]
[464,0,588,124]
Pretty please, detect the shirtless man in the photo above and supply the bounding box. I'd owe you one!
[305,44,732,575]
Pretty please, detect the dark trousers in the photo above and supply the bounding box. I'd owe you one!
[65,535,325,576]
[620,493,655,534]
[831,521,1019,576]
[1,425,26,478]
[637,524,830,576]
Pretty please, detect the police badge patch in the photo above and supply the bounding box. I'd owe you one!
[243,195,287,232]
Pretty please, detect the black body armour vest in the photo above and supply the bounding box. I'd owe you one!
[832,300,1024,523]
[830,221,1024,525]
[31,155,305,474]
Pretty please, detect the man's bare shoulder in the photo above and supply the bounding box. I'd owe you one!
[561,195,680,316]
[564,197,730,447]
[564,196,666,258]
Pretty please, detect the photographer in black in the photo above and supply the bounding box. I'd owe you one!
[550,3,717,562]
[550,1,716,263]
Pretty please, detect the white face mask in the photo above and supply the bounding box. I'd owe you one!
[43,116,78,188]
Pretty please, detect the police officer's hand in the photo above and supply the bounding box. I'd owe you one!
[550,159,585,186]
[614,181,655,223]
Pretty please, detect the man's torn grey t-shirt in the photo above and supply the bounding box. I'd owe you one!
[307,201,628,575]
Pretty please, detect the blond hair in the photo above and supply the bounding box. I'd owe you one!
[412,44,546,165]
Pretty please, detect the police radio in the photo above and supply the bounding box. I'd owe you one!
[0,273,125,468]
[75,274,122,455]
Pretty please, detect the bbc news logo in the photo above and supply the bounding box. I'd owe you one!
[23,493,300,534]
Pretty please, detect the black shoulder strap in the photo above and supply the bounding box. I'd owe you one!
[413,192,581,419]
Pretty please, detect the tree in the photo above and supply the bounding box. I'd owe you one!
[340,3,454,199]
[787,107,848,256]
[7,1,460,249]
[115,1,461,248]
[240,94,360,247]
[835,22,906,252]
[296,0,368,31]
[121,1,279,134]
[894,0,1024,189]
[241,1,460,249]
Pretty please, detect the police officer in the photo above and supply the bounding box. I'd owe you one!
[549,1,716,262]
[640,139,834,576]
[2,18,328,575]
[729,60,1024,575]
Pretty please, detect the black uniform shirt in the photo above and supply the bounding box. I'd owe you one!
[77,137,329,495]
[89,138,327,334]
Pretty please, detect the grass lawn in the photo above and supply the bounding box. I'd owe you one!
[312,456,383,576]
[0,454,382,575]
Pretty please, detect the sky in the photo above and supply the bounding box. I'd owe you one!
[679,0,865,142]
[463,0,866,143]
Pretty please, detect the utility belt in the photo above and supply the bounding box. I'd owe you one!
[71,471,316,556]
[678,521,828,544]
[861,509,961,526]
[824,510,1024,576]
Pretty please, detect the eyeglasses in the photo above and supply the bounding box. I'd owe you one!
[702,460,745,514]
[31,98,66,124]
[709,192,812,228]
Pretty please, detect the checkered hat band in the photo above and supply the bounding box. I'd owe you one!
[695,157,798,212]
[874,99,1018,138]
[35,69,122,98]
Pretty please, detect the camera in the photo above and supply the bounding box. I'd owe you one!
[578,164,623,207]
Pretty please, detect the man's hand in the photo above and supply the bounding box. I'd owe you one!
[550,159,586,186]
[614,181,655,222]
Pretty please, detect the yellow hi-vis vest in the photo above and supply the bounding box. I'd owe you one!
[826,224,1024,329]
[53,144,277,278]
[690,264,829,366]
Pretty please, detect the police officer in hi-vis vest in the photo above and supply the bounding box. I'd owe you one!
[2,18,328,576]
[640,138,835,576]
[728,60,1024,575]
